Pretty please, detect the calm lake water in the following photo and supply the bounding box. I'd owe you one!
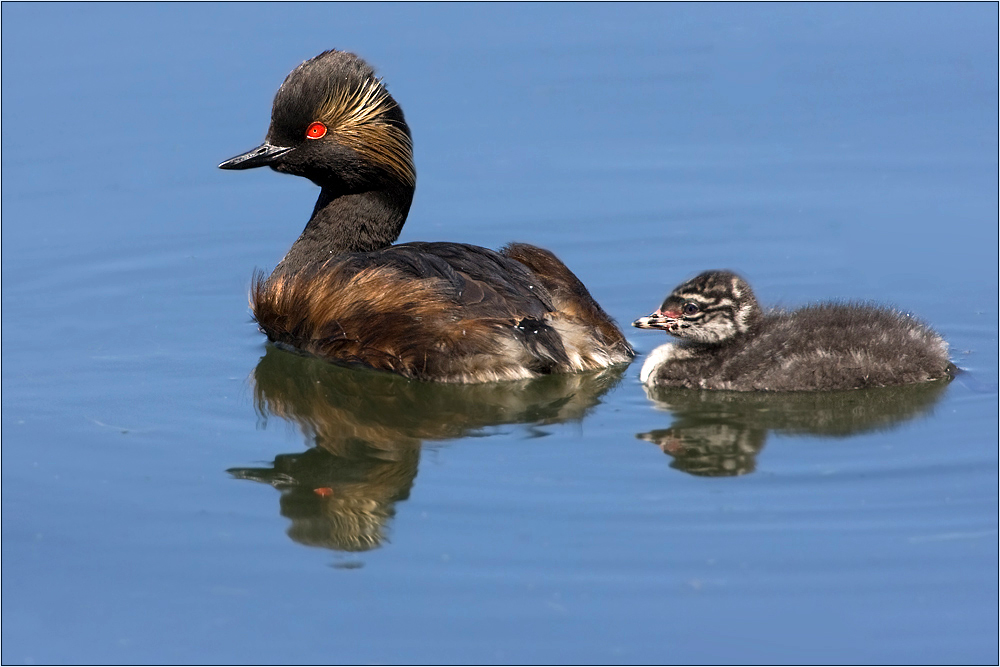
[2,3,997,664]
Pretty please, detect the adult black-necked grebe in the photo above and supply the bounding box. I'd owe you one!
[220,50,633,383]
[632,270,954,391]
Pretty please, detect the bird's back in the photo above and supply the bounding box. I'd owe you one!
[702,303,953,391]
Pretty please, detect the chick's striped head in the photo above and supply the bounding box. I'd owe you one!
[634,271,760,344]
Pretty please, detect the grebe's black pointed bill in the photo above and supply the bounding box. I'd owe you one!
[219,142,294,170]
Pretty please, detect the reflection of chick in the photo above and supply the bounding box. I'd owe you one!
[638,381,951,477]
[634,270,954,391]
[231,346,626,551]
[638,424,764,477]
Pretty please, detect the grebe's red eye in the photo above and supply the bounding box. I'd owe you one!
[305,122,327,139]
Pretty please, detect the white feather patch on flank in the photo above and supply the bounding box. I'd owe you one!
[640,342,690,384]
[550,318,628,371]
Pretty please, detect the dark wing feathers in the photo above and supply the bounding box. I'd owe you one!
[399,242,557,314]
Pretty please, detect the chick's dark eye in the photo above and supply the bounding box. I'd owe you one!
[682,303,700,316]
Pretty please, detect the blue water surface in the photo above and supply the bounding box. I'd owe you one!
[2,3,997,664]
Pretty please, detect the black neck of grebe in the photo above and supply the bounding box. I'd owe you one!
[273,183,414,275]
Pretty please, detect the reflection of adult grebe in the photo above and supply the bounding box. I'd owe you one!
[219,49,632,382]
[230,445,418,552]
[633,270,954,391]
[229,348,626,551]
[637,381,952,477]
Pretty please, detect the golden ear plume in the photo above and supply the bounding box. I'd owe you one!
[316,77,416,187]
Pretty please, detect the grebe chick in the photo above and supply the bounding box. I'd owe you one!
[632,271,953,392]
[220,50,633,383]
